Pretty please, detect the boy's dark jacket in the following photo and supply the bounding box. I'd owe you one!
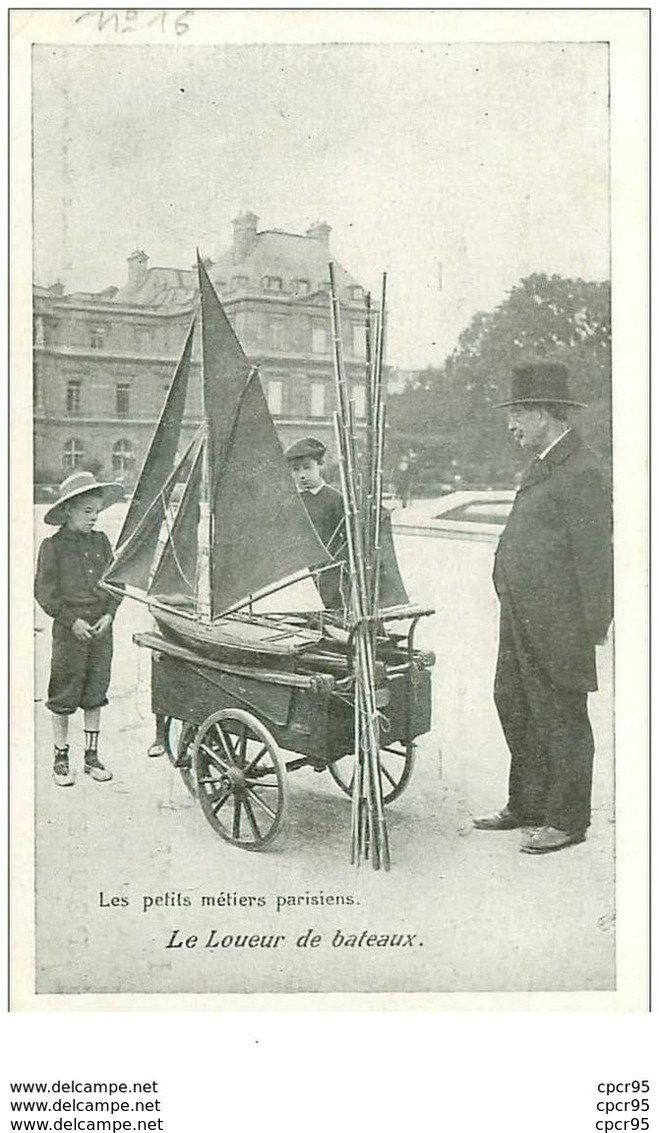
[299,483,346,556]
[35,527,120,628]
[492,430,613,692]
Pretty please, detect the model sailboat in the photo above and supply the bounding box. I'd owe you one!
[102,257,409,660]
[103,256,337,658]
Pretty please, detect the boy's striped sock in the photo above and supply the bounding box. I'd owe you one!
[84,732,112,782]
[84,730,99,754]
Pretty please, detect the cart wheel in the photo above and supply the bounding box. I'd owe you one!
[192,709,287,850]
[328,741,416,804]
[163,717,197,797]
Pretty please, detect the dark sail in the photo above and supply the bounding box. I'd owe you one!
[103,438,196,592]
[115,319,196,550]
[148,445,203,601]
[103,494,170,593]
[197,254,251,493]
[209,371,331,617]
[377,510,410,608]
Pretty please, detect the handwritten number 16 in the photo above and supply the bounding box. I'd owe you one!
[75,10,194,36]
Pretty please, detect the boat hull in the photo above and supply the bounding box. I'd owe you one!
[151,604,323,665]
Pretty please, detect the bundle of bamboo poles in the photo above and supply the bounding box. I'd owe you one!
[328,262,390,870]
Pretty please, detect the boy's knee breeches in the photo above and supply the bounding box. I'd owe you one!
[46,622,113,714]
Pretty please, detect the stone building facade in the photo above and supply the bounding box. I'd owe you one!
[34,213,372,486]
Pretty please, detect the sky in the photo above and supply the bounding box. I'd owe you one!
[32,41,609,367]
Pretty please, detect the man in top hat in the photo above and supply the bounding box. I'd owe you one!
[473,363,613,853]
[284,437,347,609]
[35,470,123,786]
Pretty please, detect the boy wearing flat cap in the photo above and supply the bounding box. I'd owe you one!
[284,437,347,608]
[35,471,123,786]
[474,363,613,854]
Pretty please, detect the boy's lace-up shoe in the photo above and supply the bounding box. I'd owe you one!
[84,754,113,782]
[53,753,75,787]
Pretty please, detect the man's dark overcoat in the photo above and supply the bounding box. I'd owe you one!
[493,430,613,692]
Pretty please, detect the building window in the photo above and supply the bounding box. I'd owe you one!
[112,439,135,476]
[352,323,367,358]
[90,326,107,350]
[267,381,283,417]
[66,381,81,415]
[116,383,130,417]
[263,275,283,292]
[231,275,249,292]
[353,384,366,419]
[269,318,287,351]
[63,438,84,469]
[312,324,327,354]
[293,278,310,295]
[350,285,365,301]
[135,326,152,352]
[310,382,326,418]
[232,311,247,341]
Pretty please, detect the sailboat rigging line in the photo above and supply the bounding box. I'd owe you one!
[215,561,337,620]
[325,517,346,554]
[159,481,195,591]
[100,432,200,594]
[115,316,198,552]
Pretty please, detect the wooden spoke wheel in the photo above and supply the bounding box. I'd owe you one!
[328,740,416,805]
[192,709,287,850]
[163,717,197,796]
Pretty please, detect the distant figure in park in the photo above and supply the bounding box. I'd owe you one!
[394,457,414,508]
[35,471,123,786]
[473,363,613,854]
[285,436,347,609]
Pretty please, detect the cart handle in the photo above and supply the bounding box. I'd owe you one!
[351,604,435,626]
[132,632,335,692]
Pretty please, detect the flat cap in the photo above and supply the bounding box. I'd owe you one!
[284,437,327,461]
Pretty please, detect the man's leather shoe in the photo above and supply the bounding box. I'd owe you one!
[473,807,525,831]
[520,826,586,854]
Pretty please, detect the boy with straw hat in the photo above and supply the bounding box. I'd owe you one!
[35,471,124,786]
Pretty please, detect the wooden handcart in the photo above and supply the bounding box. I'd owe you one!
[134,605,434,851]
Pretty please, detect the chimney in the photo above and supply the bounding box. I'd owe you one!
[127,249,149,290]
[306,221,331,247]
[232,211,258,263]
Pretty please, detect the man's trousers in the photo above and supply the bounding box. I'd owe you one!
[493,597,595,835]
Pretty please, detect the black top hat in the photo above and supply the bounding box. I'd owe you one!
[495,363,586,408]
[284,437,327,462]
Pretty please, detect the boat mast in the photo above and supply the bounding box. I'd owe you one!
[195,352,213,622]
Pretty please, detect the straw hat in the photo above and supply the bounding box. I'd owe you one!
[495,363,586,408]
[44,470,124,526]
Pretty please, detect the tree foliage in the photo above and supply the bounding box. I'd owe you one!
[388,273,611,488]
